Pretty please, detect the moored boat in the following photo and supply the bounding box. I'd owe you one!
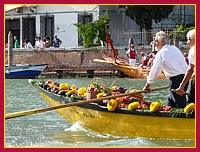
[94,51,166,79]
[5,63,48,79]
[5,31,48,79]
[32,80,195,140]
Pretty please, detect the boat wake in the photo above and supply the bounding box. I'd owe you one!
[64,122,126,139]
[61,122,194,147]
[64,121,122,139]
[64,121,86,132]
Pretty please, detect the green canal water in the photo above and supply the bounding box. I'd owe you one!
[5,77,195,147]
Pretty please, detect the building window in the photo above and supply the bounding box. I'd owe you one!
[5,19,20,44]
[40,15,54,45]
[22,17,36,47]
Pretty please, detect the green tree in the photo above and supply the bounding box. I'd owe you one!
[170,23,195,42]
[119,5,174,43]
[74,11,110,48]
[95,11,111,44]
[120,5,174,31]
[75,22,97,48]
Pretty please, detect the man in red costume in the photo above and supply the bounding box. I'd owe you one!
[140,52,148,68]
[126,44,137,65]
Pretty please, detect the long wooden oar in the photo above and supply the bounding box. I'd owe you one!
[5,86,169,120]
[93,59,113,63]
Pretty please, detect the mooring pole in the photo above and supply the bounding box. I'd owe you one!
[8,31,13,66]
[128,37,134,49]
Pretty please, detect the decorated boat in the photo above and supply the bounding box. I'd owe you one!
[9,79,193,140]
[94,32,165,79]
[5,63,48,79]
[94,51,166,79]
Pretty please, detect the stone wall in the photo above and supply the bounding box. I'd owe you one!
[5,47,189,71]
[5,48,116,71]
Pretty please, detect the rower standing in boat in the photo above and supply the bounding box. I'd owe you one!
[126,44,137,65]
[143,31,188,108]
[175,29,195,104]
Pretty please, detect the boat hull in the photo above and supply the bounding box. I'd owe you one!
[115,64,165,79]
[5,64,48,79]
[37,87,195,140]
[100,51,165,79]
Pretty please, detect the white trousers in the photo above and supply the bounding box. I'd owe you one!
[129,59,136,65]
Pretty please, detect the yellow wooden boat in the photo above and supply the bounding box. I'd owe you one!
[100,50,166,79]
[94,32,166,79]
[35,86,195,140]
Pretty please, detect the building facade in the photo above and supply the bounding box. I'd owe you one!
[5,5,195,48]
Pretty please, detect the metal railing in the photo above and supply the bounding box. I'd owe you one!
[110,30,187,47]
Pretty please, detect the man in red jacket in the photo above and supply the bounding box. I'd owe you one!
[126,44,137,65]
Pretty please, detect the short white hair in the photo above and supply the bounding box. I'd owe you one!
[186,29,195,40]
[155,31,168,43]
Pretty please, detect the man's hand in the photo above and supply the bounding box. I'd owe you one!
[143,83,151,93]
[174,87,185,96]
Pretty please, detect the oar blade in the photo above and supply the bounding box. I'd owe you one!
[93,59,112,63]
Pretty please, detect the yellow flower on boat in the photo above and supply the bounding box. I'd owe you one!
[49,83,58,89]
[67,89,77,95]
[184,103,195,113]
[128,102,140,110]
[115,97,124,103]
[71,85,77,90]
[107,99,117,111]
[111,86,118,91]
[150,102,160,112]
[96,92,104,98]
[59,83,70,90]
[125,90,130,93]
[78,87,87,95]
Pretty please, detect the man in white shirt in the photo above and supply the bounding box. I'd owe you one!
[143,31,188,108]
[35,36,43,48]
[175,29,195,104]
[24,39,33,49]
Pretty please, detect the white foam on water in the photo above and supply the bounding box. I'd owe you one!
[64,121,86,132]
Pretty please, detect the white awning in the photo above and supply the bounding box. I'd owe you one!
[5,4,24,12]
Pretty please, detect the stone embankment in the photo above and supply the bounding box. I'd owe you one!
[5,46,189,78]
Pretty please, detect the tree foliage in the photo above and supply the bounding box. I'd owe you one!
[74,11,110,48]
[119,5,174,31]
[171,23,195,41]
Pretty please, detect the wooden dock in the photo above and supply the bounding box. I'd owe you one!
[42,65,118,78]
[53,68,117,78]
